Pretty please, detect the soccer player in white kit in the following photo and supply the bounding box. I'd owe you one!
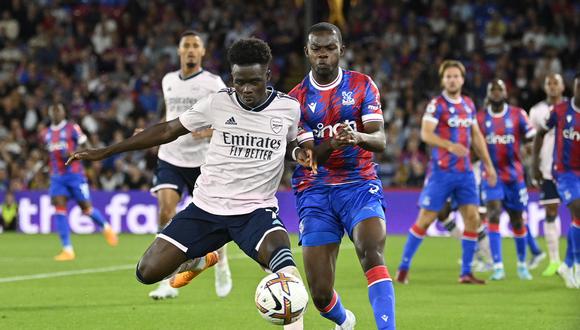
[148,30,232,300]
[68,38,313,330]
[529,73,565,276]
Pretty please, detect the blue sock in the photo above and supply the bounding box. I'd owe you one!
[525,224,542,256]
[565,230,574,267]
[366,266,395,330]
[513,227,527,263]
[319,290,347,326]
[571,221,580,264]
[55,208,71,248]
[488,225,503,264]
[86,208,107,228]
[461,231,478,276]
[398,224,425,271]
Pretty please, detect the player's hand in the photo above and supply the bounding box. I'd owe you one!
[66,148,110,165]
[296,148,317,174]
[447,143,469,157]
[335,123,360,146]
[485,164,498,187]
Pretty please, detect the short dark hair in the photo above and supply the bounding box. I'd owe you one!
[308,22,343,44]
[227,38,272,66]
[180,30,200,39]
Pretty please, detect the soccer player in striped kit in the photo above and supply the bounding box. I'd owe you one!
[396,60,497,285]
[290,23,394,330]
[477,79,536,281]
[533,73,580,289]
[43,103,118,261]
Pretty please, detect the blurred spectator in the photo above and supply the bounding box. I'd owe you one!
[0,0,577,190]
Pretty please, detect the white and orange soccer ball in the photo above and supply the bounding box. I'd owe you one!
[254,272,308,325]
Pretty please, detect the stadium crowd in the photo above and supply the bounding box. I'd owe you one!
[0,0,578,193]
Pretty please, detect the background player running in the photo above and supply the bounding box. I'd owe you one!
[43,102,118,261]
[477,79,536,280]
[147,30,232,300]
[396,60,497,285]
[529,73,566,276]
[533,73,580,289]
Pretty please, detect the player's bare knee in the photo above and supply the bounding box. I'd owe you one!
[136,260,158,285]
[158,206,175,226]
[355,244,384,271]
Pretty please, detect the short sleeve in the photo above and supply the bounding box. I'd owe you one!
[361,77,384,124]
[286,103,300,141]
[179,94,213,131]
[519,109,536,138]
[72,123,87,144]
[542,108,557,130]
[422,99,441,124]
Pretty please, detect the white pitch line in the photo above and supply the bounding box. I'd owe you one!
[0,244,355,284]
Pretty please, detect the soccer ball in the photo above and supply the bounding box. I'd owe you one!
[255,272,308,325]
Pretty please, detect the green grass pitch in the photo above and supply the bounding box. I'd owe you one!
[0,233,578,329]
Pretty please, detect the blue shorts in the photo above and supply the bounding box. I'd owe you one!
[151,159,201,197]
[296,179,385,247]
[159,203,287,264]
[49,173,90,202]
[448,184,486,212]
[555,172,580,206]
[419,171,478,212]
[481,180,528,211]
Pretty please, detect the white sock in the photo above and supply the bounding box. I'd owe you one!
[544,221,561,262]
[217,245,229,269]
[478,236,492,263]
[493,262,504,270]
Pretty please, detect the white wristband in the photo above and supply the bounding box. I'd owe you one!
[291,147,300,161]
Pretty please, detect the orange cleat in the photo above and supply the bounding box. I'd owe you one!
[395,269,409,284]
[103,226,118,246]
[170,251,219,288]
[458,273,486,284]
[54,249,75,261]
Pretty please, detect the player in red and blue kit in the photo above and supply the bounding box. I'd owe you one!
[290,23,394,330]
[478,79,536,281]
[396,60,497,285]
[533,73,580,288]
[44,103,117,261]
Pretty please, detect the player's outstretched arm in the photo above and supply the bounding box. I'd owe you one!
[471,123,497,186]
[66,119,189,164]
[531,128,547,186]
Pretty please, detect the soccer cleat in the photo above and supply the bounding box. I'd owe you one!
[170,251,219,288]
[149,279,178,300]
[557,263,578,289]
[472,259,493,273]
[541,261,561,277]
[395,269,409,284]
[214,263,233,298]
[458,273,486,284]
[334,309,356,330]
[102,226,118,247]
[517,265,533,280]
[489,268,505,281]
[54,249,75,261]
[528,252,546,270]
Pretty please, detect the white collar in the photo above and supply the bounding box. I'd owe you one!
[50,120,67,130]
[441,91,462,104]
[309,68,343,91]
[487,103,508,118]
